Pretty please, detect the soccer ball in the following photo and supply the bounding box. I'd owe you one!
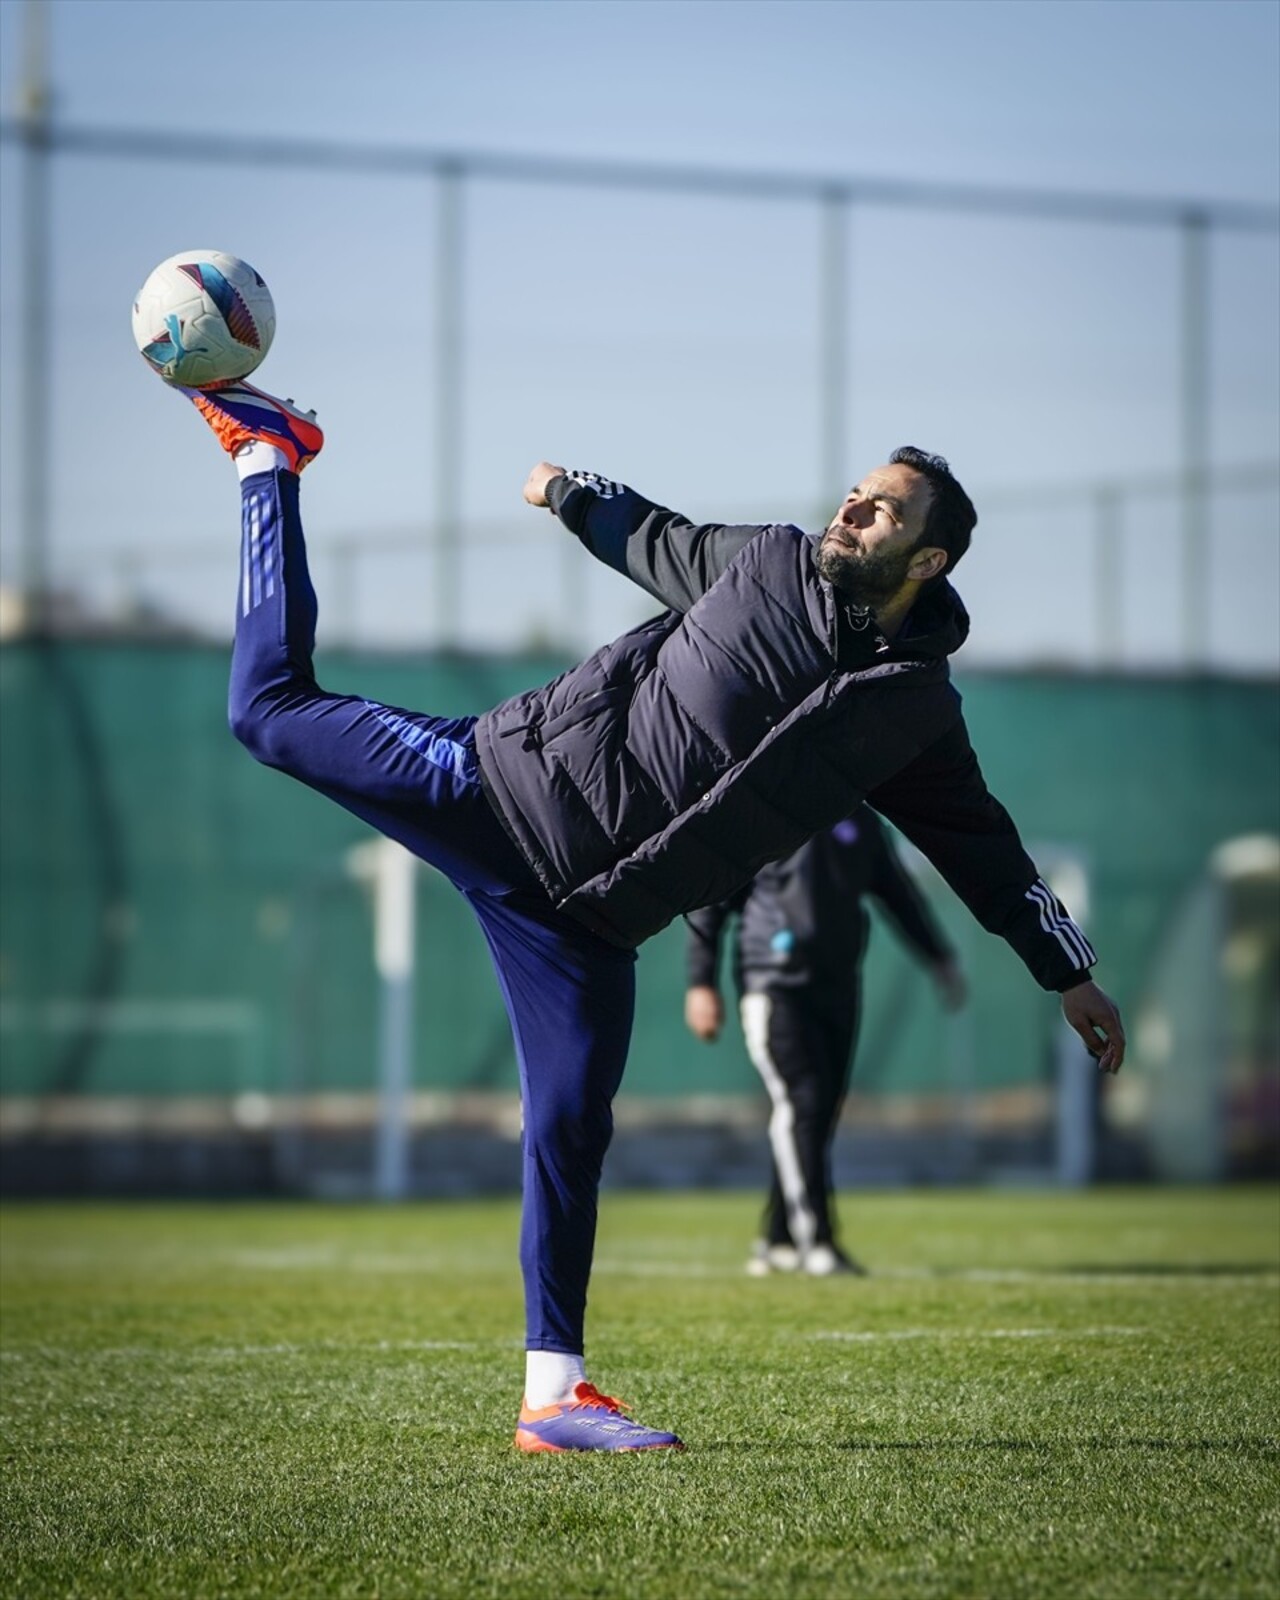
[131,250,275,389]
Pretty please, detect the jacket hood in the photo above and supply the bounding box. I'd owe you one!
[893,579,970,661]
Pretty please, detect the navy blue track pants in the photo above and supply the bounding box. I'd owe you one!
[229,469,636,1354]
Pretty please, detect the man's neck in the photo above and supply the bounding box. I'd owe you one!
[870,585,921,641]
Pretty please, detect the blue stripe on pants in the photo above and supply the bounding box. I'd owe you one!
[229,469,636,1353]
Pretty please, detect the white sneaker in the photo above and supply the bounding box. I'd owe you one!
[802,1243,867,1277]
[745,1240,802,1277]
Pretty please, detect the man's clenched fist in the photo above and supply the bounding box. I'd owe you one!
[523,462,566,507]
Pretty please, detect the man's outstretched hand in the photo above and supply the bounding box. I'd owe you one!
[523,462,566,507]
[1061,979,1126,1074]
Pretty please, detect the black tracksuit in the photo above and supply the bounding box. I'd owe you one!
[686,807,955,1253]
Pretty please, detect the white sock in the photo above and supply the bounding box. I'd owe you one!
[524,1350,587,1408]
[234,440,288,480]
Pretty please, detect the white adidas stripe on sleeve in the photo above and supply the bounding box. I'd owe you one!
[566,470,624,499]
[1025,879,1097,970]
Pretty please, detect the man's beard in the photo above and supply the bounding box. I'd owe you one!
[815,531,920,610]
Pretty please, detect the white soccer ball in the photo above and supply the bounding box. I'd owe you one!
[131,249,275,389]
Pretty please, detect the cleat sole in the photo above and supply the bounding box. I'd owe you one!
[515,1428,684,1454]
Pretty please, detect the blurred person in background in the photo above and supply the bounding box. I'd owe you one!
[685,805,966,1278]
[163,376,1124,1454]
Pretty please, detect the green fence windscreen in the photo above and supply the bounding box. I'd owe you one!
[2,641,1276,1103]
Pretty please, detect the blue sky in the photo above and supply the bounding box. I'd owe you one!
[1,0,1277,666]
[17,0,1278,196]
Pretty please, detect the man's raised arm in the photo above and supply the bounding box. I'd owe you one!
[523,462,769,612]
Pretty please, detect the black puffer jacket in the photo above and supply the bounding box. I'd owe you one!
[475,475,1095,992]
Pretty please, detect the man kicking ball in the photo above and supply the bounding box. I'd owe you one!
[166,378,1125,1452]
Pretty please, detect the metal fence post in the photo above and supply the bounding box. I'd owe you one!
[435,160,465,649]
[1179,211,1210,669]
[1094,483,1123,668]
[20,0,51,628]
[820,185,850,510]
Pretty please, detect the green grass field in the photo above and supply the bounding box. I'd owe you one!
[2,1188,1277,1600]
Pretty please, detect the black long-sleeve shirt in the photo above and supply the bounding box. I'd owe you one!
[686,807,953,1003]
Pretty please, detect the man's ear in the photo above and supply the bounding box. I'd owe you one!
[909,545,948,582]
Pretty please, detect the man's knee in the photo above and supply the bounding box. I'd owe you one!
[525,1087,614,1171]
[227,689,295,769]
[228,697,255,751]
[777,1075,824,1127]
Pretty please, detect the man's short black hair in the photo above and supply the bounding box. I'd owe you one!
[889,445,976,574]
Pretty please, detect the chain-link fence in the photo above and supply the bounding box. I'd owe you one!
[2,120,1277,670]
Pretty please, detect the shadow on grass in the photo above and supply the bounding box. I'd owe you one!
[684,1435,1276,1456]
[833,1436,1277,1453]
[906,1263,1280,1279]
[1055,1263,1279,1277]
[675,1440,1280,1465]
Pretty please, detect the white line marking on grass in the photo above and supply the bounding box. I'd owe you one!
[225,1248,341,1269]
[593,1260,739,1278]
[201,1339,482,1357]
[810,1326,1147,1342]
[592,1260,1280,1285]
[0,1338,483,1362]
[874,1267,1280,1285]
[224,1249,511,1274]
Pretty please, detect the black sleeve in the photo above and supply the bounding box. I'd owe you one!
[865,818,954,967]
[684,892,745,989]
[865,719,1097,992]
[546,471,769,612]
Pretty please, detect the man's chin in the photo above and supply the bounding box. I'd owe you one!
[816,545,903,609]
[815,544,861,594]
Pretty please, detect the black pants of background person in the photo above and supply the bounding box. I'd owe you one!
[738,986,859,1257]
